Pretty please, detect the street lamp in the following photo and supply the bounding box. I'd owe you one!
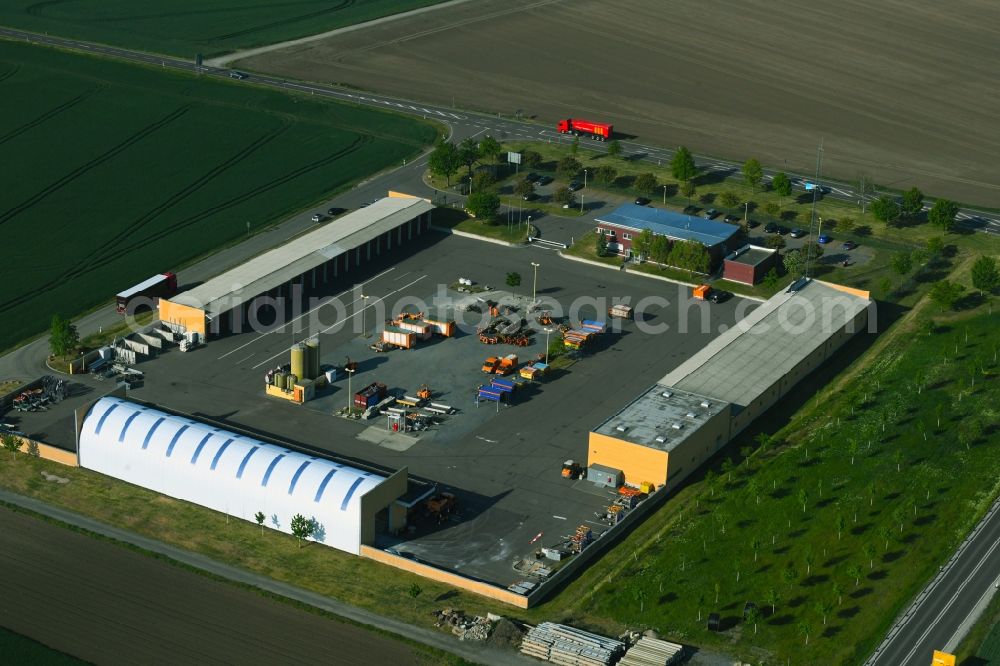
[580,193,585,214]
[345,367,355,414]
[583,169,589,189]
[663,184,667,205]
[526,215,532,239]
[531,262,540,303]
[360,295,370,337]
[544,328,553,364]
[743,201,749,221]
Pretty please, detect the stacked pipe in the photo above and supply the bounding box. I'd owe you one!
[519,622,624,666]
[618,637,684,666]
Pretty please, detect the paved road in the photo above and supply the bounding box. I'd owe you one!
[0,491,532,666]
[2,26,998,240]
[865,497,1000,666]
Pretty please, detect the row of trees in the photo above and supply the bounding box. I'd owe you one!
[599,229,709,274]
[428,136,504,187]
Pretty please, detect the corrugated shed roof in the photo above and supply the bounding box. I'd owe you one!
[596,204,740,247]
[170,197,433,316]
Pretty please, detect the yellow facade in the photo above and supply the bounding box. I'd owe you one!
[932,651,956,666]
[158,299,207,337]
[588,431,669,488]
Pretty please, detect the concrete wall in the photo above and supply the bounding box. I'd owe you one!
[663,404,732,493]
[358,467,408,546]
[588,431,669,487]
[360,545,530,608]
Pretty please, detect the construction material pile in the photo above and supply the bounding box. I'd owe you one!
[520,622,625,665]
[433,608,493,641]
[619,637,685,666]
[570,525,593,552]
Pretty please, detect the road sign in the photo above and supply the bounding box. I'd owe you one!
[507,151,522,165]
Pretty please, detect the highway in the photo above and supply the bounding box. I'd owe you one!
[864,497,1000,666]
[1,25,998,238]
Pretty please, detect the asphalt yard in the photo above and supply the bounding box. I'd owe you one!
[59,231,757,586]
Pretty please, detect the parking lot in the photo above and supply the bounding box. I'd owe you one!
[15,231,756,587]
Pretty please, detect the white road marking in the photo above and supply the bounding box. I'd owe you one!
[234,354,255,365]
[475,435,498,443]
[216,267,396,359]
[552,515,567,520]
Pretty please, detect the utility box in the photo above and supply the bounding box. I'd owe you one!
[588,464,623,489]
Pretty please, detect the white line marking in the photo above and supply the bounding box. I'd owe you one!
[216,267,396,359]
[552,515,567,520]
[234,354,255,365]
[475,435,498,444]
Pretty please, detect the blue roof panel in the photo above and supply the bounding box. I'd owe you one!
[596,204,740,247]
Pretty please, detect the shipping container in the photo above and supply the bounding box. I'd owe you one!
[382,326,416,349]
[396,320,432,340]
[115,272,178,314]
[354,382,388,409]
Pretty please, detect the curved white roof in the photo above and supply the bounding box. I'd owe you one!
[78,397,384,554]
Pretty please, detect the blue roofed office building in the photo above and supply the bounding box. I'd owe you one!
[595,204,743,268]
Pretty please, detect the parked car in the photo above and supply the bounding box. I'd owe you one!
[789,228,807,238]
[523,192,536,201]
[526,172,540,183]
[764,222,779,234]
[537,175,553,185]
[310,213,323,222]
[327,207,345,217]
[818,234,831,244]
[842,240,858,250]
[229,71,249,80]
[634,197,651,206]
[709,289,732,303]
[746,219,760,229]
[568,181,583,191]
[724,214,740,224]
[703,208,719,219]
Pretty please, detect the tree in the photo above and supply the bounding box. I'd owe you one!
[783,249,804,277]
[746,605,762,635]
[465,191,500,221]
[290,513,314,548]
[878,525,893,551]
[848,563,863,587]
[754,432,772,454]
[704,469,718,497]
[719,191,740,208]
[750,536,763,562]
[740,446,753,466]
[764,588,779,616]
[742,158,764,192]
[762,268,779,290]
[456,137,480,181]
[478,135,502,164]
[781,564,798,587]
[747,479,761,505]
[798,488,808,513]
[847,439,860,466]
[835,512,847,541]
[2,433,23,459]
[714,580,721,604]
[772,172,792,198]
[607,140,622,158]
[797,620,812,646]
[594,164,617,185]
[814,600,834,626]
[634,172,657,195]
[255,511,265,536]
[902,187,924,218]
[428,141,460,186]
[514,177,535,199]
[767,234,786,251]
[649,235,670,265]
[890,251,913,280]
[764,201,781,217]
[634,229,654,260]
[49,314,79,357]
[506,272,522,297]
[870,195,901,226]
[926,236,945,257]
[832,580,845,607]
[928,198,959,231]
[596,231,608,257]
[556,156,582,179]
[929,280,964,310]
[803,549,814,576]
[522,150,543,168]
[408,582,422,600]
[553,186,575,206]
[680,180,696,204]
[671,146,698,182]
[838,216,857,234]
[971,256,999,294]
[633,586,648,613]
[720,457,735,483]
[471,170,496,194]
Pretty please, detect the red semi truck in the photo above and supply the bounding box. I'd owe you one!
[556,118,613,141]
[115,272,178,314]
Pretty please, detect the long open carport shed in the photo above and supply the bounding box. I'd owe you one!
[158,195,434,338]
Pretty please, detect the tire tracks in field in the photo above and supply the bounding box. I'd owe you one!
[0,85,103,148]
[81,122,292,271]
[208,1,354,42]
[73,134,372,277]
[0,64,21,85]
[0,105,191,229]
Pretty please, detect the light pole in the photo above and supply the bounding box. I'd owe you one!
[345,367,355,414]
[360,295,370,337]
[544,328,553,364]
[743,201,749,221]
[663,184,667,205]
[580,193,585,214]
[526,215,532,239]
[531,262,540,303]
[584,169,589,189]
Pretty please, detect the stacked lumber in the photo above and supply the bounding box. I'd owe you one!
[520,622,624,665]
[619,637,684,666]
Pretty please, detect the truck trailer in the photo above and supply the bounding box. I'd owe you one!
[116,272,178,314]
[556,118,613,141]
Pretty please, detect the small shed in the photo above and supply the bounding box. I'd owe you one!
[588,463,624,488]
[723,244,778,285]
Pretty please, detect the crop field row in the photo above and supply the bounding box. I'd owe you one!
[0,39,436,351]
[0,0,448,57]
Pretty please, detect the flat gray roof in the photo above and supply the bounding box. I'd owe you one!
[726,245,775,266]
[659,279,870,409]
[593,385,729,452]
[170,197,433,317]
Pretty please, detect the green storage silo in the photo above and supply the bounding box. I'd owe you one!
[290,344,306,381]
[305,338,320,380]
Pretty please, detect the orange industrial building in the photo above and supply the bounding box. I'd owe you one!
[158,194,434,339]
[588,279,871,490]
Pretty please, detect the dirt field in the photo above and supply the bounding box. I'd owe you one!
[241,0,1000,206]
[0,507,422,665]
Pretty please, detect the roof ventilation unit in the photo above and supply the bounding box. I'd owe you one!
[686,412,697,418]
[700,401,711,408]
[654,435,667,443]
[661,391,673,398]
[616,425,629,433]
[671,423,684,430]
